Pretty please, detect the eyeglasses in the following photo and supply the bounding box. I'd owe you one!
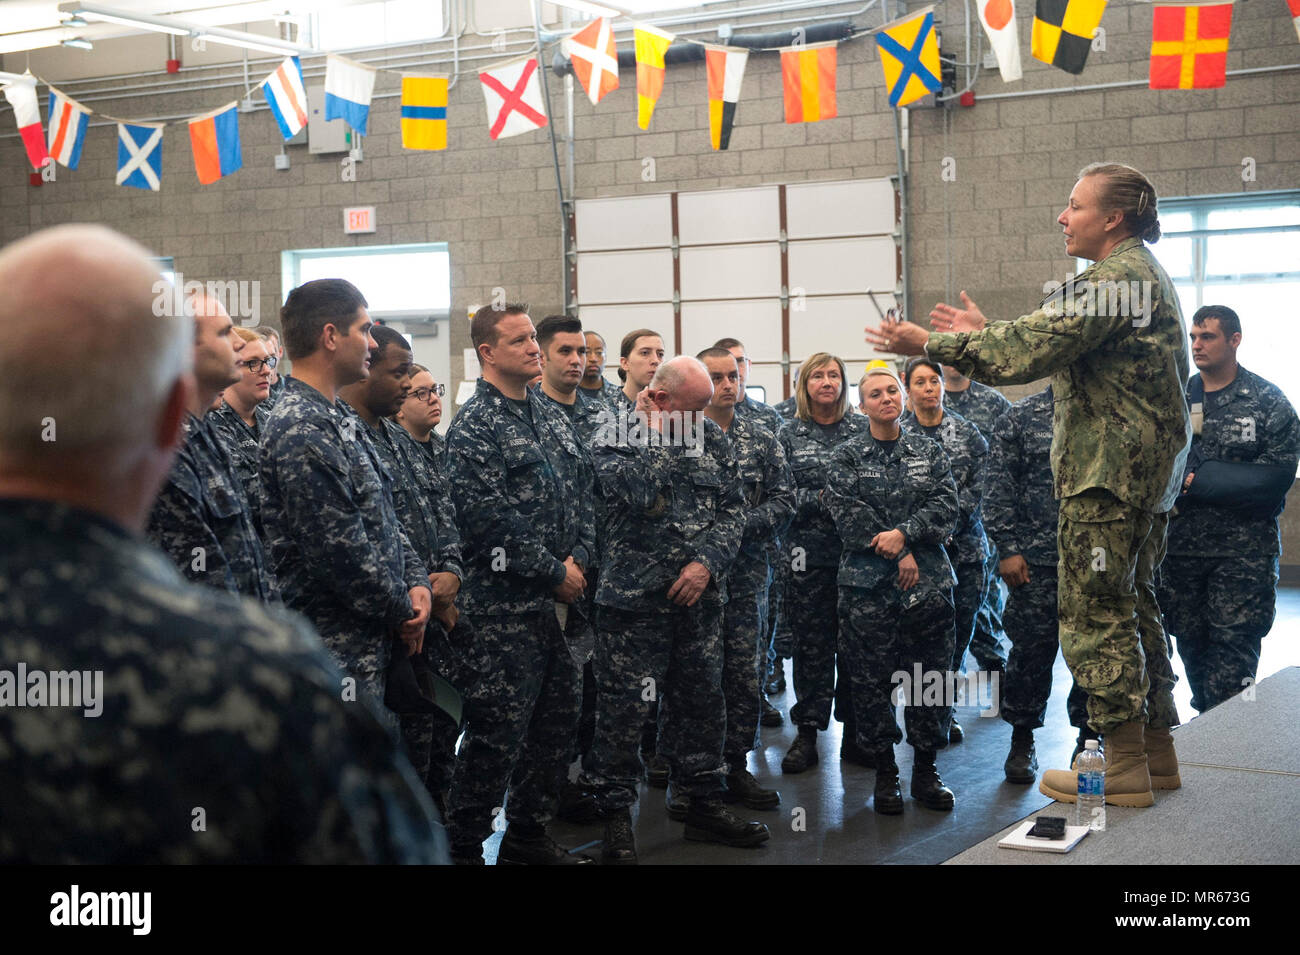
[239,356,278,373]
[410,385,445,402]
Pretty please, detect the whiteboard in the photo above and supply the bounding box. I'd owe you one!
[577,303,676,369]
[786,178,896,238]
[788,293,898,364]
[678,186,780,244]
[575,194,673,251]
[680,299,782,360]
[680,244,782,300]
[576,249,675,305]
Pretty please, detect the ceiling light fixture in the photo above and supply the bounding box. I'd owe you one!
[61,36,94,50]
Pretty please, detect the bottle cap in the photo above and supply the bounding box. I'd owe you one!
[1084,739,1099,750]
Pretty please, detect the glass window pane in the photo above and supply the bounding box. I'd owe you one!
[1160,211,1195,233]
[1155,237,1194,279]
[1201,281,1300,407]
[1207,204,1300,230]
[1205,232,1300,278]
[1174,282,1199,320]
[297,250,450,313]
[317,2,384,49]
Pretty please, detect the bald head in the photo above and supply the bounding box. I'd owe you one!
[649,356,714,413]
[0,225,192,524]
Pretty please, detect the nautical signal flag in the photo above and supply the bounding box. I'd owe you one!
[116,122,163,191]
[978,0,1023,82]
[1032,0,1107,75]
[634,23,674,129]
[46,84,91,170]
[780,42,838,124]
[3,74,50,170]
[188,102,242,185]
[401,75,449,150]
[1150,3,1234,89]
[324,54,377,135]
[565,17,619,106]
[874,7,943,108]
[480,56,548,140]
[704,44,748,150]
[261,57,309,140]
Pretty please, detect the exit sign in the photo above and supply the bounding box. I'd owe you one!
[344,206,376,234]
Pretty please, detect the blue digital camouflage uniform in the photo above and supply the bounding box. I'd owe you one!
[824,427,958,752]
[717,412,795,767]
[354,408,467,798]
[427,428,447,462]
[735,394,785,436]
[0,499,446,864]
[985,387,1088,730]
[445,377,595,856]
[767,398,800,669]
[580,408,747,810]
[927,236,1191,734]
[778,412,870,731]
[264,373,286,409]
[1160,366,1300,713]
[260,378,431,711]
[147,411,276,601]
[209,399,271,538]
[901,408,990,676]
[944,380,1013,672]
[775,396,798,419]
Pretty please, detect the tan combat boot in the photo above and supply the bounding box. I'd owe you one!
[1144,725,1181,790]
[1039,720,1155,808]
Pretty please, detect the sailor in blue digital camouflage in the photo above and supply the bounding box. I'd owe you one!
[0,225,446,864]
[901,358,990,745]
[777,354,870,773]
[870,164,1191,808]
[146,292,276,601]
[698,348,795,811]
[942,366,1013,675]
[578,329,624,408]
[1160,306,1300,714]
[260,280,433,715]
[209,327,274,537]
[775,395,798,419]
[339,326,467,807]
[766,385,799,698]
[395,363,449,466]
[715,337,786,438]
[444,306,597,865]
[612,327,665,416]
[581,357,771,863]
[985,386,1091,781]
[254,324,287,410]
[825,365,959,814]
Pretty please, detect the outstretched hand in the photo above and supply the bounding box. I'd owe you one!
[929,291,987,334]
[864,308,929,357]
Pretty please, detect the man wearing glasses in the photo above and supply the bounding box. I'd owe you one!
[396,364,447,463]
[211,327,277,537]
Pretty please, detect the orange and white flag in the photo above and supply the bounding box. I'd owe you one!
[564,17,619,105]
[978,0,1023,81]
[704,44,748,150]
[634,23,674,129]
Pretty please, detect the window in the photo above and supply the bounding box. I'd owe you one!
[315,0,444,51]
[1160,192,1300,402]
[282,243,451,318]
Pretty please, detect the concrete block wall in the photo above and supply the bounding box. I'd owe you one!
[2,0,1299,555]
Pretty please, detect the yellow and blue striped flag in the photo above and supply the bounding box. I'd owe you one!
[401,75,448,151]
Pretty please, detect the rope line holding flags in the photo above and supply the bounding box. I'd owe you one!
[3,1,1298,186]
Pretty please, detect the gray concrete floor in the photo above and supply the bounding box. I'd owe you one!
[482,589,1300,865]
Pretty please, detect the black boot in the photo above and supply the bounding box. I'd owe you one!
[781,726,819,774]
[556,781,601,823]
[723,766,781,809]
[840,725,876,769]
[949,716,965,743]
[910,749,955,811]
[872,746,903,815]
[498,823,596,865]
[601,809,637,865]
[683,798,771,847]
[765,659,787,696]
[665,782,690,821]
[644,754,670,788]
[1004,726,1038,784]
[760,696,784,727]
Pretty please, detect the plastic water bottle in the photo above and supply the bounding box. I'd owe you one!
[1076,740,1106,831]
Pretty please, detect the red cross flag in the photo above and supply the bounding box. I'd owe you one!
[565,17,620,105]
[480,56,548,140]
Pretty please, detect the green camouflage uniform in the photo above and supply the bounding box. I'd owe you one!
[927,236,1191,734]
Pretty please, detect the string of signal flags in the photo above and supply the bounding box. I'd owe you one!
[4,0,1298,188]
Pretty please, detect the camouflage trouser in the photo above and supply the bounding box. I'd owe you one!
[445,609,580,853]
[787,565,852,730]
[838,584,955,752]
[1057,489,1179,735]
[969,543,1010,670]
[722,585,770,766]
[1000,564,1089,730]
[399,622,469,799]
[317,624,398,734]
[581,600,727,810]
[951,558,987,674]
[767,552,793,664]
[1158,553,1277,713]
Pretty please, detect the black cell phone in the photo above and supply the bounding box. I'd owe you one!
[1027,816,1067,840]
